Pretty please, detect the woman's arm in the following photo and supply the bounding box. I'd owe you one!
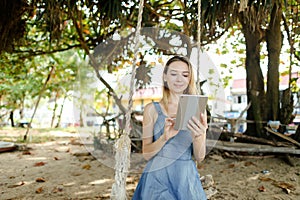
[142,103,178,160]
[142,103,167,160]
[187,112,208,163]
[192,132,206,162]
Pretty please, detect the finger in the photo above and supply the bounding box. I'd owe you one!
[188,119,200,131]
[190,120,207,134]
[191,116,205,130]
[165,119,175,132]
[166,118,174,123]
[192,116,206,128]
[187,123,196,132]
[200,113,208,129]
[191,116,201,126]
[199,113,205,123]
[165,118,172,123]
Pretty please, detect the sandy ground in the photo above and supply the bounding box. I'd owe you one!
[0,129,300,200]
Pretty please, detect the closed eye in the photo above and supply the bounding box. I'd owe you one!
[182,73,190,77]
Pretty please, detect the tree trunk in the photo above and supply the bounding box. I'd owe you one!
[51,91,59,128]
[266,2,282,121]
[279,88,294,132]
[239,17,265,137]
[55,95,67,128]
[9,110,15,127]
[79,103,85,127]
[19,100,24,120]
[292,124,300,142]
[19,109,24,122]
[23,66,55,141]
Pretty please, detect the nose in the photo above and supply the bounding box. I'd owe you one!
[176,74,184,82]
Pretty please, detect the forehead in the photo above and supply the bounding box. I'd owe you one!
[168,61,189,72]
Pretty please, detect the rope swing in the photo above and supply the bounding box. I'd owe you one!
[110,0,145,199]
[197,0,202,93]
[111,0,201,198]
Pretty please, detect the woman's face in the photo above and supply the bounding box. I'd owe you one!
[164,60,190,94]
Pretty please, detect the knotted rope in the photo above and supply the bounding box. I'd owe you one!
[110,0,144,199]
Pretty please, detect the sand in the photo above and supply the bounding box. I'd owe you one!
[0,129,299,199]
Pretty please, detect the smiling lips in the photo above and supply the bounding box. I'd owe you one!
[174,84,185,88]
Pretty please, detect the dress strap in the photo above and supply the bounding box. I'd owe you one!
[153,102,163,115]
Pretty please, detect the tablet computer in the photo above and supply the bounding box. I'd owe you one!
[174,94,208,130]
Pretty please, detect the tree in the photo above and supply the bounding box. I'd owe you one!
[0,53,48,126]
[47,51,79,128]
[1,0,299,140]
[237,0,300,137]
[198,0,300,138]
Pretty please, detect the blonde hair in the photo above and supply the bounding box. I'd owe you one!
[161,55,198,111]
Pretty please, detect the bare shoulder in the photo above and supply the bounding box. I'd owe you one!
[143,102,156,115]
[143,102,158,121]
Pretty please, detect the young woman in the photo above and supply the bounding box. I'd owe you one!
[132,55,207,200]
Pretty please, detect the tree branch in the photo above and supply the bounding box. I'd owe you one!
[70,9,127,115]
[144,3,182,19]
[282,13,300,62]
[13,44,82,58]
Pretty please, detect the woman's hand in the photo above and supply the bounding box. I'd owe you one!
[164,118,178,141]
[188,113,208,162]
[187,113,208,139]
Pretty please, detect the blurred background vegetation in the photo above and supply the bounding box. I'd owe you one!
[0,0,299,141]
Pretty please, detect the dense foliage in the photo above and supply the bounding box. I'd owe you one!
[0,0,299,139]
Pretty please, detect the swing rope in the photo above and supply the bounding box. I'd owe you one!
[197,0,202,93]
[110,0,145,199]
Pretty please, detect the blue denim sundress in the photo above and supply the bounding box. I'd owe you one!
[132,102,207,200]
